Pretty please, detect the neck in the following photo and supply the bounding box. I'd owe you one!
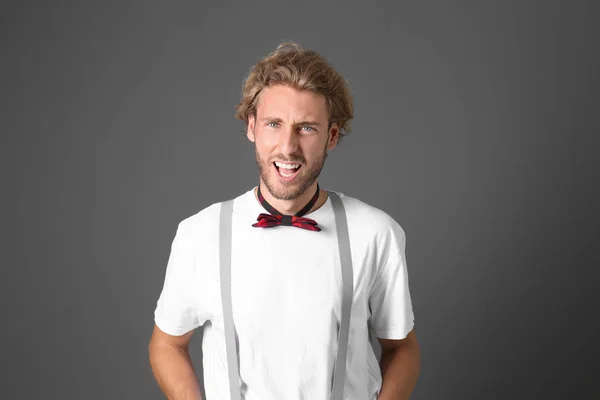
[256,181,327,215]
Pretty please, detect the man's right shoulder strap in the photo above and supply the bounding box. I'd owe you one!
[218,198,240,400]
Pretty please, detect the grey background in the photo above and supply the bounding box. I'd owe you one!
[2,0,598,399]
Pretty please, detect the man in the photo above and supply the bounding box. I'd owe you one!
[148,42,420,400]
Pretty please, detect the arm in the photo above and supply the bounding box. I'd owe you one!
[376,329,421,400]
[149,324,203,400]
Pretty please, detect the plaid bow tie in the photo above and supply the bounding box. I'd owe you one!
[252,183,322,232]
[252,213,321,231]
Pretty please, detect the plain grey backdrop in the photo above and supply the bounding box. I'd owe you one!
[2,0,598,399]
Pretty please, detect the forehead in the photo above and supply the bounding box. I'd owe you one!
[255,84,329,121]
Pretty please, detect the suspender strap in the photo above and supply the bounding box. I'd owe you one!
[328,191,354,400]
[219,199,240,400]
[218,191,353,400]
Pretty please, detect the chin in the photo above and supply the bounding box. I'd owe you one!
[268,183,303,201]
[264,176,307,201]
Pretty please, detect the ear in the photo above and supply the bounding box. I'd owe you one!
[246,114,256,143]
[327,122,340,150]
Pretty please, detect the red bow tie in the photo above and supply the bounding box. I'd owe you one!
[252,213,321,231]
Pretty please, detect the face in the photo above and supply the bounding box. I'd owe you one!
[247,84,339,200]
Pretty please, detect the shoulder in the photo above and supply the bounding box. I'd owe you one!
[333,191,406,247]
[176,202,220,237]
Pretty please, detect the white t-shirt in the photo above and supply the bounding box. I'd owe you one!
[154,187,415,400]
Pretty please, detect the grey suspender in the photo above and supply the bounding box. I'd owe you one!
[219,198,239,399]
[329,192,354,400]
[219,191,353,400]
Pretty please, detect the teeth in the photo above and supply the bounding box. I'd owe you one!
[275,161,300,169]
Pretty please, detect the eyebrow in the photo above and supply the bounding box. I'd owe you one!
[259,117,322,127]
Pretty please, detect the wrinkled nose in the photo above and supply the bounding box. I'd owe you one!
[278,127,299,156]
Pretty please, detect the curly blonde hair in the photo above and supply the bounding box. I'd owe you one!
[235,41,354,139]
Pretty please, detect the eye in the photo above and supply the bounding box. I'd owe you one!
[300,126,314,132]
[266,122,279,128]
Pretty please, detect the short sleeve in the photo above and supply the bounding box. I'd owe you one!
[154,222,208,336]
[369,226,415,340]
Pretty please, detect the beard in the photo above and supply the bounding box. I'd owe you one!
[255,143,328,201]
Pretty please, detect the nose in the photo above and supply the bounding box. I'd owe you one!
[278,125,299,156]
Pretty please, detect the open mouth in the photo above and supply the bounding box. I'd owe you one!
[273,161,302,181]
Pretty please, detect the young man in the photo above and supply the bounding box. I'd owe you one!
[149,42,420,400]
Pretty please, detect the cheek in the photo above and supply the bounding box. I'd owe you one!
[254,138,275,160]
[256,133,279,152]
[308,141,328,157]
